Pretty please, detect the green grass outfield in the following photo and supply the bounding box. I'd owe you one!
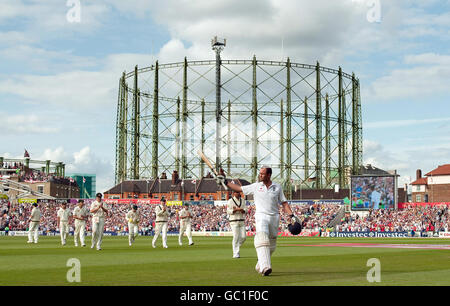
[0,236,449,286]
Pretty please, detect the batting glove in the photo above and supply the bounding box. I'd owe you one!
[216,175,226,187]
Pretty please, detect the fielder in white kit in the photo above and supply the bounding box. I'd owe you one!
[221,167,296,276]
[90,193,108,250]
[27,203,41,244]
[178,204,194,246]
[152,198,169,248]
[227,190,247,258]
[73,199,89,247]
[57,202,71,246]
[126,205,140,246]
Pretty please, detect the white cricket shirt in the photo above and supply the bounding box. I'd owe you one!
[227,197,247,221]
[57,208,71,222]
[90,201,105,219]
[241,181,287,216]
[30,207,41,222]
[155,205,169,222]
[179,208,192,224]
[126,210,140,224]
[73,206,89,222]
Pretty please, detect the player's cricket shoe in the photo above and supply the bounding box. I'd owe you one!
[233,253,240,258]
[163,245,168,248]
[189,242,194,246]
[261,267,272,276]
[255,262,260,273]
[179,240,182,246]
[27,241,33,244]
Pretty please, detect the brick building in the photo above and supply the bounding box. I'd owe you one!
[104,171,250,201]
[105,166,407,204]
[411,165,450,203]
[4,176,80,199]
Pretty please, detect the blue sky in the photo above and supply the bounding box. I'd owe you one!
[1,0,449,192]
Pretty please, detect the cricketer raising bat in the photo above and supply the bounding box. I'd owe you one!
[197,150,228,190]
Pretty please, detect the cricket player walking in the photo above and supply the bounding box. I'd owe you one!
[73,199,89,247]
[27,203,41,244]
[57,202,71,246]
[126,205,140,246]
[90,193,108,250]
[152,198,169,248]
[219,167,297,276]
[227,190,247,258]
[178,204,194,246]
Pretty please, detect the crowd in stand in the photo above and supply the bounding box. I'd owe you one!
[20,172,74,185]
[338,205,449,233]
[283,204,342,232]
[1,162,23,169]
[22,172,51,183]
[1,162,73,186]
[1,201,328,234]
[1,200,449,234]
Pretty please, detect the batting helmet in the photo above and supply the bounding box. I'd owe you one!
[288,220,302,236]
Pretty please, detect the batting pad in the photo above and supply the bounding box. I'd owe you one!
[269,238,277,255]
[254,232,270,248]
[239,235,247,246]
[254,232,271,272]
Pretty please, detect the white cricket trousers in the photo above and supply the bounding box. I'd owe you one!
[74,220,86,246]
[254,213,279,272]
[60,221,69,245]
[28,221,39,243]
[231,221,246,257]
[178,221,193,245]
[91,218,105,249]
[128,222,139,243]
[153,222,168,247]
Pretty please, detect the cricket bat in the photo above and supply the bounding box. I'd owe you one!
[197,150,228,190]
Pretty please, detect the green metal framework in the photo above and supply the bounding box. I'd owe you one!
[115,58,363,197]
[0,157,66,177]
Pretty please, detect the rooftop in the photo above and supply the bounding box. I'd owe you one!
[425,164,450,176]
[411,177,427,185]
[105,177,251,195]
[358,164,396,176]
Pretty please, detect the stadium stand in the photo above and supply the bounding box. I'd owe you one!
[338,205,449,233]
[1,201,448,235]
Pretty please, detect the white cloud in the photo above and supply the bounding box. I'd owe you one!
[7,145,115,194]
[363,139,410,173]
[3,1,447,114]
[365,117,450,129]
[0,31,36,45]
[73,146,92,165]
[0,45,98,72]
[404,53,450,65]
[363,138,450,187]
[0,70,116,110]
[0,51,160,111]
[367,53,450,101]
[107,0,373,65]
[67,146,114,193]
[0,0,110,30]
[2,113,61,135]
